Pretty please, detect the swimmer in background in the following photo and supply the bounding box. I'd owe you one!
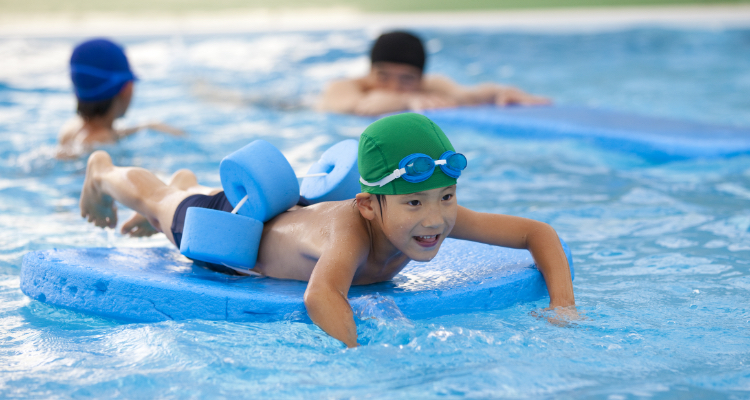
[318,31,551,116]
[57,38,184,159]
[78,113,575,347]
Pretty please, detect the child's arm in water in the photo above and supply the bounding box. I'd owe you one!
[115,122,185,139]
[57,119,185,159]
[423,75,551,107]
[449,206,575,309]
[303,229,370,348]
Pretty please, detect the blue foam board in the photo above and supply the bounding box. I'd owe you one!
[421,106,750,161]
[20,239,573,322]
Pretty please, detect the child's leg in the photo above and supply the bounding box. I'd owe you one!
[80,151,192,246]
[120,169,220,237]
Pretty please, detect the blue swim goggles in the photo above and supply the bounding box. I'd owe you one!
[360,151,468,187]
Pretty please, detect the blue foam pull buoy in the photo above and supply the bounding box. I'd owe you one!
[220,140,299,222]
[179,207,263,271]
[300,139,360,204]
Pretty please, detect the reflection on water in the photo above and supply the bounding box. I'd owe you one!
[1,28,750,398]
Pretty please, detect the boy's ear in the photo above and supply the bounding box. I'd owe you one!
[113,81,134,117]
[355,193,376,221]
[118,81,133,99]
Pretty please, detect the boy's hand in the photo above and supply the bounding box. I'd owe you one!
[532,305,581,327]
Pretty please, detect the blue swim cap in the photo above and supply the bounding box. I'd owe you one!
[70,38,137,102]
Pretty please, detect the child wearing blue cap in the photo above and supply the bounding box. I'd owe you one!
[78,113,576,348]
[318,31,551,116]
[57,38,183,159]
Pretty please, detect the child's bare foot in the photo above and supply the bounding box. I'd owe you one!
[80,151,118,228]
[121,213,158,237]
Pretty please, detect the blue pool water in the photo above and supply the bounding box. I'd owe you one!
[1,27,750,398]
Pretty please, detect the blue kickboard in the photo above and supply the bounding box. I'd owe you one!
[20,239,573,323]
[421,106,750,161]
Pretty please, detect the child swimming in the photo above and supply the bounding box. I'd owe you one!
[318,31,551,116]
[79,113,575,347]
[57,38,183,159]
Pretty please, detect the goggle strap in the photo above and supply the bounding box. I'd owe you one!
[360,168,405,187]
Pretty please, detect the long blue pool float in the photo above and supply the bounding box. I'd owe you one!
[421,106,750,161]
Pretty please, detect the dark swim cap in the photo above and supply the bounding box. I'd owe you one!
[359,113,457,195]
[70,38,137,102]
[370,31,426,72]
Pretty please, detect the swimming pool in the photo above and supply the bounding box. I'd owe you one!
[1,27,750,398]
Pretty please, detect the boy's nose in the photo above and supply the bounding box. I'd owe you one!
[421,210,445,229]
[386,79,402,91]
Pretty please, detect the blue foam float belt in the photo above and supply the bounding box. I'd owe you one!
[220,140,301,222]
[180,140,355,273]
[300,139,360,204]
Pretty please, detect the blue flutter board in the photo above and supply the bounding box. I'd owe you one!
[421,106,750,161]
[20,239,573,323]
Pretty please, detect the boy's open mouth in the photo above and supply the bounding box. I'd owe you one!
[414,234,440,247]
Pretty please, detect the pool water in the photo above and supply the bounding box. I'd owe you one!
[2,28,750,398]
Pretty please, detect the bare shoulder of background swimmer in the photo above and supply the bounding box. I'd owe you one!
[316,77,370,114]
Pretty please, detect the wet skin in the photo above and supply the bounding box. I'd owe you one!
[256,185,457,284]
[317,61,551,116]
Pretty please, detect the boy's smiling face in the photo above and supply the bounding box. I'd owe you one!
[375,185,457,261]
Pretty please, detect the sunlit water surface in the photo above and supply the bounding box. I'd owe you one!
[1,28,750,399]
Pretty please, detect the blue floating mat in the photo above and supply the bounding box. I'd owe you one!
[20,239,573,323]
[421,106,750,161]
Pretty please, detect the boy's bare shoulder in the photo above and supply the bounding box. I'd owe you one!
[58,118,117,146]
[58,117,84,145]
[308,200,371,247]
[257,200,371,280]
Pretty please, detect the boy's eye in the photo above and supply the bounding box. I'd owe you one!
[407,200,421,206]
[442,194,453,201]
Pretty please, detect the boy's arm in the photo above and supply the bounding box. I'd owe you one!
[115,122,185,139]
[424,76,551,107]
[304,234,369,347]
[449,206,574,308]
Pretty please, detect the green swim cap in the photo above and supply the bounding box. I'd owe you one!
[358,113,457,195]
